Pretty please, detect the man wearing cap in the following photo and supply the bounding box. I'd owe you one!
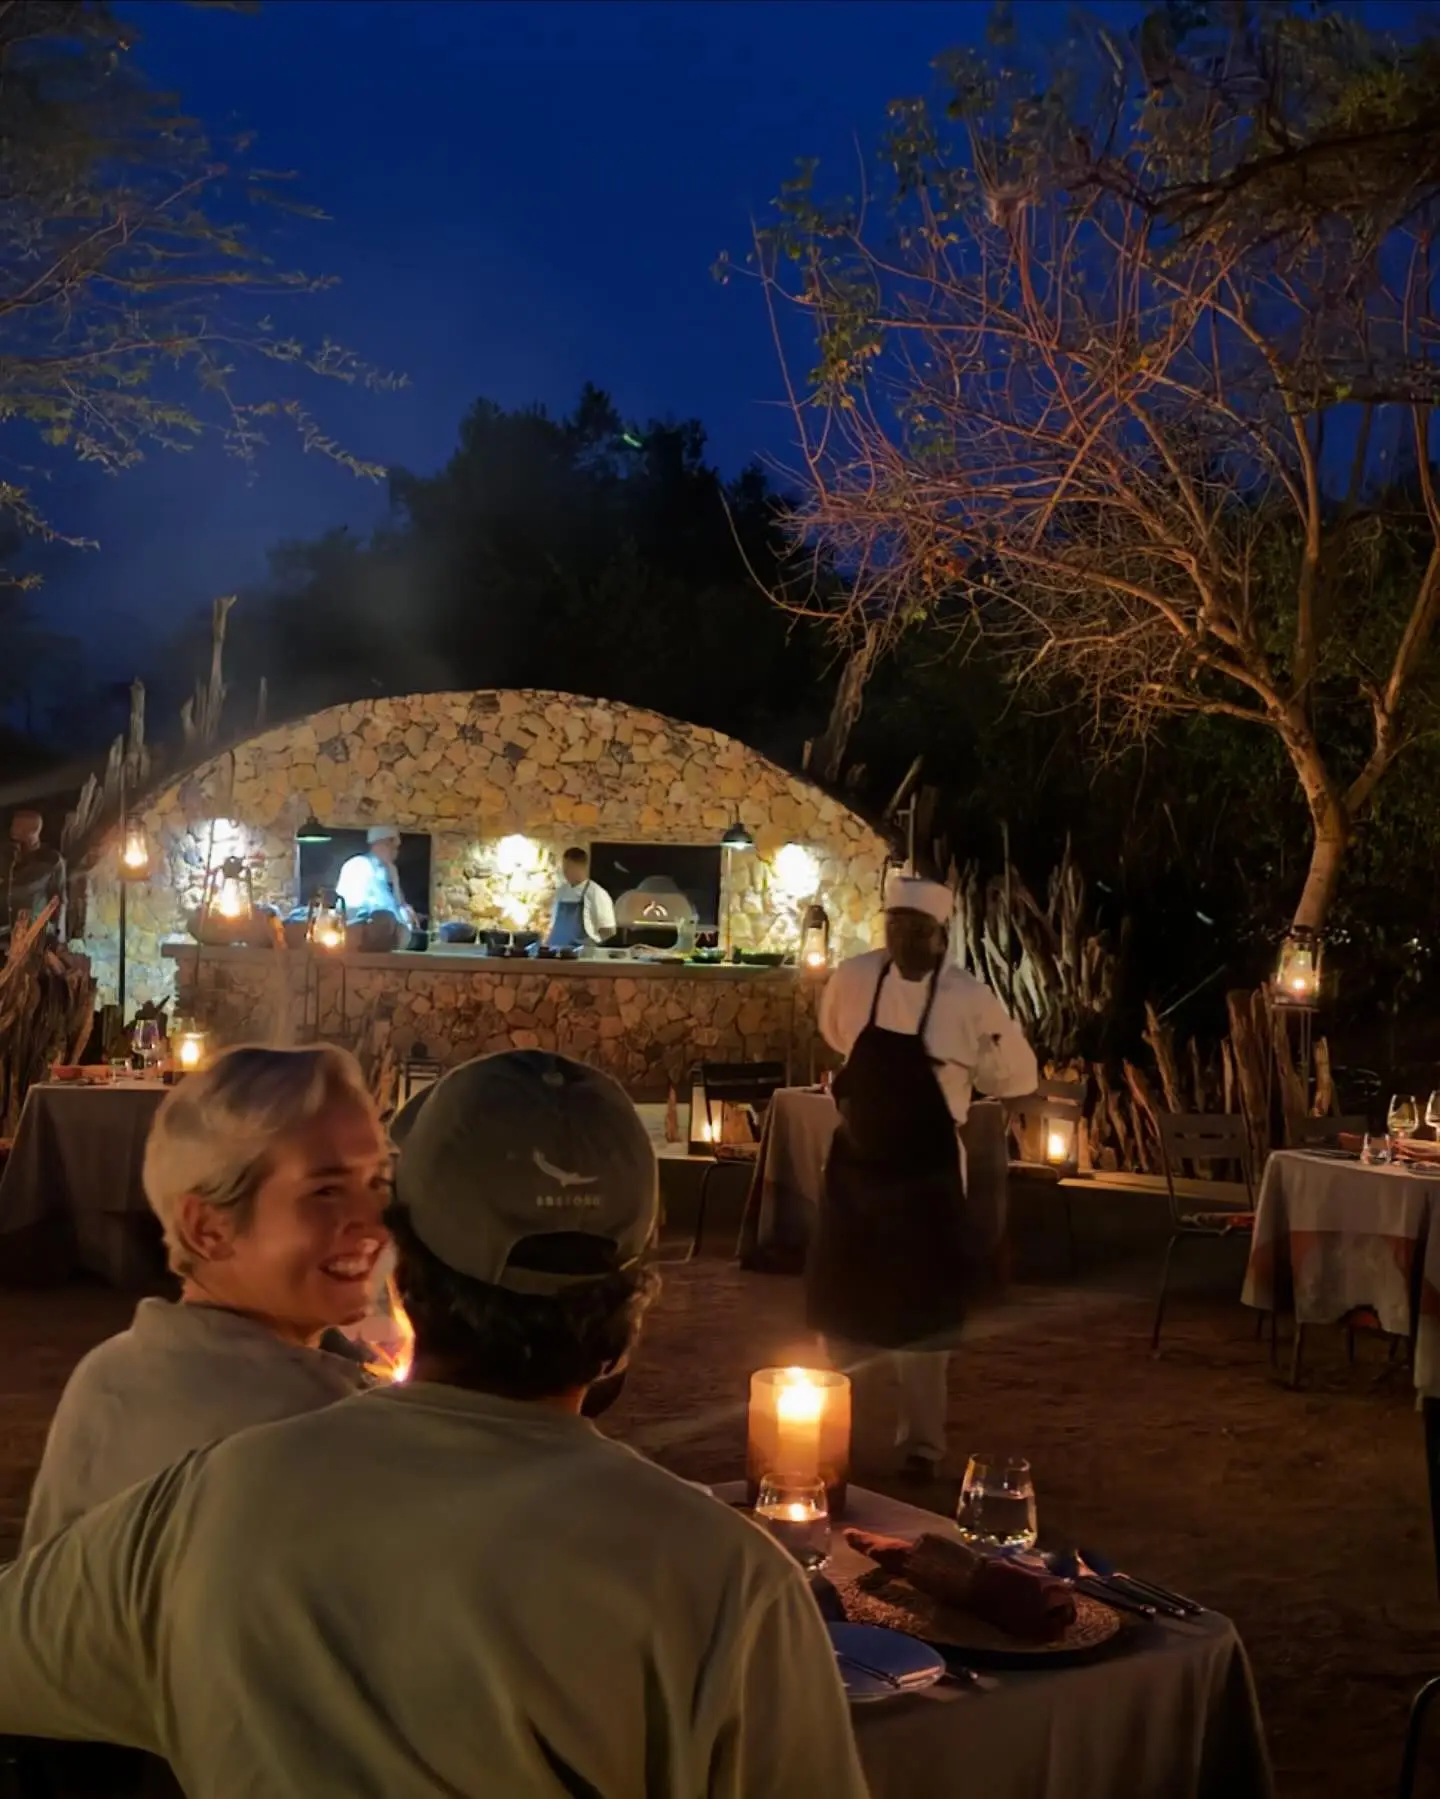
[0,1051,871,1799]
[811,872,1038,1482]
[335,824,417,948]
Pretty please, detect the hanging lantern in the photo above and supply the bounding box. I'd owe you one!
[307,891,347,950]
[206,856,253,923]
[800,902,831,974]
[119,819,151,881]
[1274,928,1322,1008]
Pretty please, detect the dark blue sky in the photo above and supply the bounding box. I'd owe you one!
[32,0,1415,687]
[34,0,1048,674]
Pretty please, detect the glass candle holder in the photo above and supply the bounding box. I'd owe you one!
[755,1474,831,1572]
[746,1366,851,1519]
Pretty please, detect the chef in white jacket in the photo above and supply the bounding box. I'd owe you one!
[810,872,1038,1480]
[336,826,417,948]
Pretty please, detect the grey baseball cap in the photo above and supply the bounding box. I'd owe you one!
[391,1051,658,1295]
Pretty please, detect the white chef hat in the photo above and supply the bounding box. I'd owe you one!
[884,872,954,926]
[366,824,400,845]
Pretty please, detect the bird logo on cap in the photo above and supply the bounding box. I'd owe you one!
[532,1149,599,1190]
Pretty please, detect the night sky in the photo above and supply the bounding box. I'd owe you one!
[31,0,1049,676]
[32,0,1413,687]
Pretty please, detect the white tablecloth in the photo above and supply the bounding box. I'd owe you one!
[1241,1149,1440,1394]
[718,1482,1272,1799]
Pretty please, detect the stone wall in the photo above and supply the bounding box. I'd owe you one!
[170,949,825,1099]
[85,691,892,1008]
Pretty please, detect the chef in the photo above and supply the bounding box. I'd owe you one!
[545,847,616,950]
[809,872,1037,1482]
[336,826,417,948]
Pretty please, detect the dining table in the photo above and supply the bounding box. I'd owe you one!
[716,1480,1272,1799]
[1242,1147,1440,1398]
[735,1088,1010,1275]
[0,1080,169,1288]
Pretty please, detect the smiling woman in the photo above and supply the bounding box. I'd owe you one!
[21,1043,391,1555]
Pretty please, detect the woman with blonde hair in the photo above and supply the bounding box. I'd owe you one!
[23,1042,391,1551]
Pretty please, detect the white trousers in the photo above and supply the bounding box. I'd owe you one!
[825,1338,951,1466]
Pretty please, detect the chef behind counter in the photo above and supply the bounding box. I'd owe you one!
[544,848,617,951]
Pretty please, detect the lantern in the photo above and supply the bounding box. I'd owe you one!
[746,1367,852,1518]
[119,820,151,881]
[688,1070,722,1152]
[206,856,253,924]
[800,902,830,973]
[307,891,347,950]
[173,1025,210,1073]
[1274,928,1322,1008]
[1043,1111,1079,1172]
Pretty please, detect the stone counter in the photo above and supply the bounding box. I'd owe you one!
[165,945,826,1098]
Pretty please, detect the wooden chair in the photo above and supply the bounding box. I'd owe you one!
[1288,1115,1368,1149]
[1150,1112,1256,1355]
[687,1062,787,1259]
[1398,1404,1440,1796]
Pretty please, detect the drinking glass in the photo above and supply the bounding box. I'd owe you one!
[1361,1132,1391,1166]
[131,1020,161,1076]
[755,1474,831,1572]
[956,1455,1038,1552]
[1388,1094,1419,1150]
[1426,1092,1440,1141]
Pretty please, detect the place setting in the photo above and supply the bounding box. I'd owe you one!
[729,1367,1209,1707]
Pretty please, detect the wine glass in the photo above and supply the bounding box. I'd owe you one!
[957,1454,1038,1552]
[754,1474,831,1572]
[131,1020,161,1077]
[1425,1092,1440,1141]
[1388,1094,1419,1154]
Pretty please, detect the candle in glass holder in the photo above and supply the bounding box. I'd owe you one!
[746,1366,851,1518]
[175,1029,209,1073]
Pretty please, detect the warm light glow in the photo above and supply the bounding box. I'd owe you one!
[120,823,150,876]
[1275,932,1321,1006]
[763,1500,823,1523]
[316,925,343,949]
[773,843,820,899]
[176,1032,207,1072]
[776,1369,824,1425]
[496,833,541,876]
[1047,1130,1068,1163]
[363,1277,415,1384]
[216,876,245,919]
[804,947,827,970]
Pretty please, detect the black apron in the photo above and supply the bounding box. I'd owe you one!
[805,961,969,1350]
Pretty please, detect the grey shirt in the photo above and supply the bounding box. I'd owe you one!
[22,1298,369,1552]
[0,1386,871,1799]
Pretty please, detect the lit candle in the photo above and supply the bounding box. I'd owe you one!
[176,1032,206,1072]
[775,1369,824,1480]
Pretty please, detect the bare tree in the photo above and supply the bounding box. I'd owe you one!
[0,0,398,570]
[753,2,1440,931]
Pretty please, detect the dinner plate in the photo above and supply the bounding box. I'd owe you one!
[827,1622,945,1704]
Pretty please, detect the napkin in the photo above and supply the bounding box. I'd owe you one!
[844,1528,1076,1641]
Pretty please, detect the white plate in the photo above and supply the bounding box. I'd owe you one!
[827,1622,945,1704]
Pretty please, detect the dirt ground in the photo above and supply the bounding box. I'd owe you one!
[1,1264,1436,1798]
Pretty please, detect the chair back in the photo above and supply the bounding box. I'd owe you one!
[1156,1111,1255,1219]
[1289,1114,1368,1149]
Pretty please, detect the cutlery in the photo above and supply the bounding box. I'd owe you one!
[1072,1575,1157,1619]
[1077,1548,1205,1615]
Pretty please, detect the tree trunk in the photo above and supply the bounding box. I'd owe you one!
[807,624,878,786]
[1292,814,1350,932]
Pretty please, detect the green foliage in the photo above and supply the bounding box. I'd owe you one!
[171,386,831,758]
[0,0,397,569]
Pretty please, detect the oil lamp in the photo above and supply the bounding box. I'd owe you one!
[1274,928,1322,1008]
[119,820,151,880]
[307,892,347,950]
[800,902,831,973]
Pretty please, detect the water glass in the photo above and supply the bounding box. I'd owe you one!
[1361,1132,1392,1166]
[755,1474,831,1572]
[1388,1094,1419,1145]
[957,1454,1038,1552]
[1426,1092,1440,1140]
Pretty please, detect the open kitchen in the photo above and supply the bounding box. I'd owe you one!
[78,689,894,1100]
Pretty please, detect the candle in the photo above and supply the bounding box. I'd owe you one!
[746,1366,851,1518]
[775,1369,824,1478]
[177,1033,206,1071]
